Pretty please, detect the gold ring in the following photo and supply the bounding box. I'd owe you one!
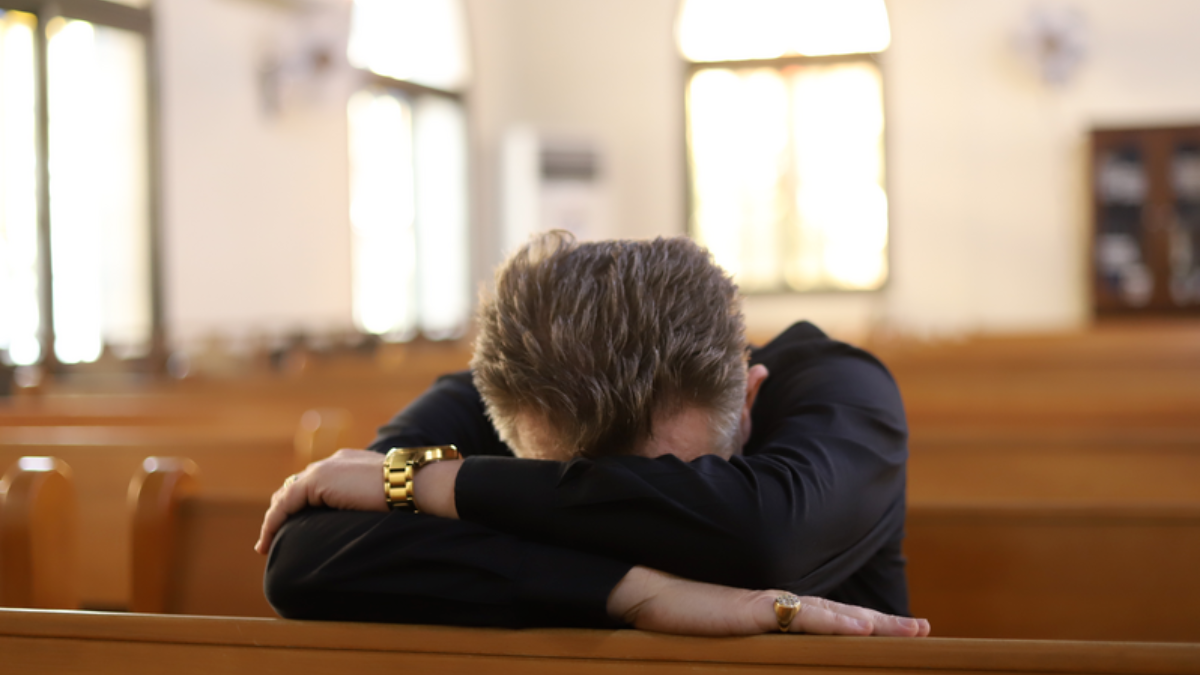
[284,474,299,488]
[774,593,802,633]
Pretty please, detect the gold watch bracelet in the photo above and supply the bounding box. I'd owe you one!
[383,445,460,512]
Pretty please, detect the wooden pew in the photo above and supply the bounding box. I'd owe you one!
[130,458,272,618]
[0,402,387,611]
[906,504,1200,642]
[868,319,1200,371]
[878,322,1200,641]
[2,609,1199,675]
[293,408,352,471]
[907,431,1200,507]
[905,429,1200,641]
[127,447,1200,644]
[0,457,77,609]
[0,427,292,609]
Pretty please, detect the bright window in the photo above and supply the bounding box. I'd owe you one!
[680,0,890,292]
[0,4,153,367]
[47,17,151,363]
[349,90,416,338]
[0,10,40,364]
[348,0,470,91]
[347,0,470,340]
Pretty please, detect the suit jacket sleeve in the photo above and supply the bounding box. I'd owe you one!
[452,324,909,597]
[265,371,632,627]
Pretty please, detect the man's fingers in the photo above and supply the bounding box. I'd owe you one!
[812,597,930,637]
[254,474,314,555]
[789,600,872,635]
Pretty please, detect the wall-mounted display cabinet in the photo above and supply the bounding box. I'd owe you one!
[1092,126,1200,315]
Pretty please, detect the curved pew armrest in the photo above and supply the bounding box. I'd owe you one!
[128,457,200,614]
[0,457,78,609]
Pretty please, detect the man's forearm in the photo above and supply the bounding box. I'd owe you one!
[265,507,630,628]
[448,451,904,594]
[607,566,929,637]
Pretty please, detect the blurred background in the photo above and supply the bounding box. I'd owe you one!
[1,0,1198,373]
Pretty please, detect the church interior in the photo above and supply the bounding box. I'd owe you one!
[1,0,1199,672]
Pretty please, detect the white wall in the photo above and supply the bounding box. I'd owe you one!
[465,0,685,278]
[155,0,1200,346]
[157,0,354,348]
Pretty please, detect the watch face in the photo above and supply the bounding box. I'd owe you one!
[385,449,410,470]
[387,446,459,470]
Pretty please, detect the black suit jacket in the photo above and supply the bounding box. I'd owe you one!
[265,322,910,626]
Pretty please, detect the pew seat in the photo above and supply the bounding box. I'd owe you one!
[2,609,1198,675]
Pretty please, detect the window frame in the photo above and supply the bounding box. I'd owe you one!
[683,50,892,296]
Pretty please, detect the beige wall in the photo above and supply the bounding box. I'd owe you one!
[157,0,354,347]
[882,0,1200,340]
[156,0,1200,346]
[465,0,685,274]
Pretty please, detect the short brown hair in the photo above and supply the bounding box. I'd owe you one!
[472,232,747,459]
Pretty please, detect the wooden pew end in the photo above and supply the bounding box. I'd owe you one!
[129,457,200,614]
[0,456,78,609]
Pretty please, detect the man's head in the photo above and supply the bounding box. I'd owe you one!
[472,232,765,461]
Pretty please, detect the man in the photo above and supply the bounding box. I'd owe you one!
[256,233,926,637]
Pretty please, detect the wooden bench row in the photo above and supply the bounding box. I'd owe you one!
[8,322,1200,436]
[0,454,266,616]
[5,447,1200,641]
[5,434,1197,612]
[0,409,347,610]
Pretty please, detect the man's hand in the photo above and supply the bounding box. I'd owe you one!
[254,449,386,555]
[607,566,930,637]
[253,449,463,555]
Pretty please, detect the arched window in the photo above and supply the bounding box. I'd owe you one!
[347,0,470,341]
[679,0,890,292]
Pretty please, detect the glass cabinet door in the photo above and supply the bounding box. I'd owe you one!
[1094,143,1151,309]
[1169,141,1200,306]
[1092,126,1200,316]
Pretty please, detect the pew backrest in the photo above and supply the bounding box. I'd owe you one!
[0,457,77,609]
[129,457,199,614]
[130,457,272,617]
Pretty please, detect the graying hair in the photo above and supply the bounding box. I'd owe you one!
[472,232,747,459]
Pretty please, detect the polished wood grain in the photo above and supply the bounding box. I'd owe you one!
[907,504,1200,642]
[2,609,1199,675]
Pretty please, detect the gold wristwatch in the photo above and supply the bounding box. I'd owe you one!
[383,445,460,512]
